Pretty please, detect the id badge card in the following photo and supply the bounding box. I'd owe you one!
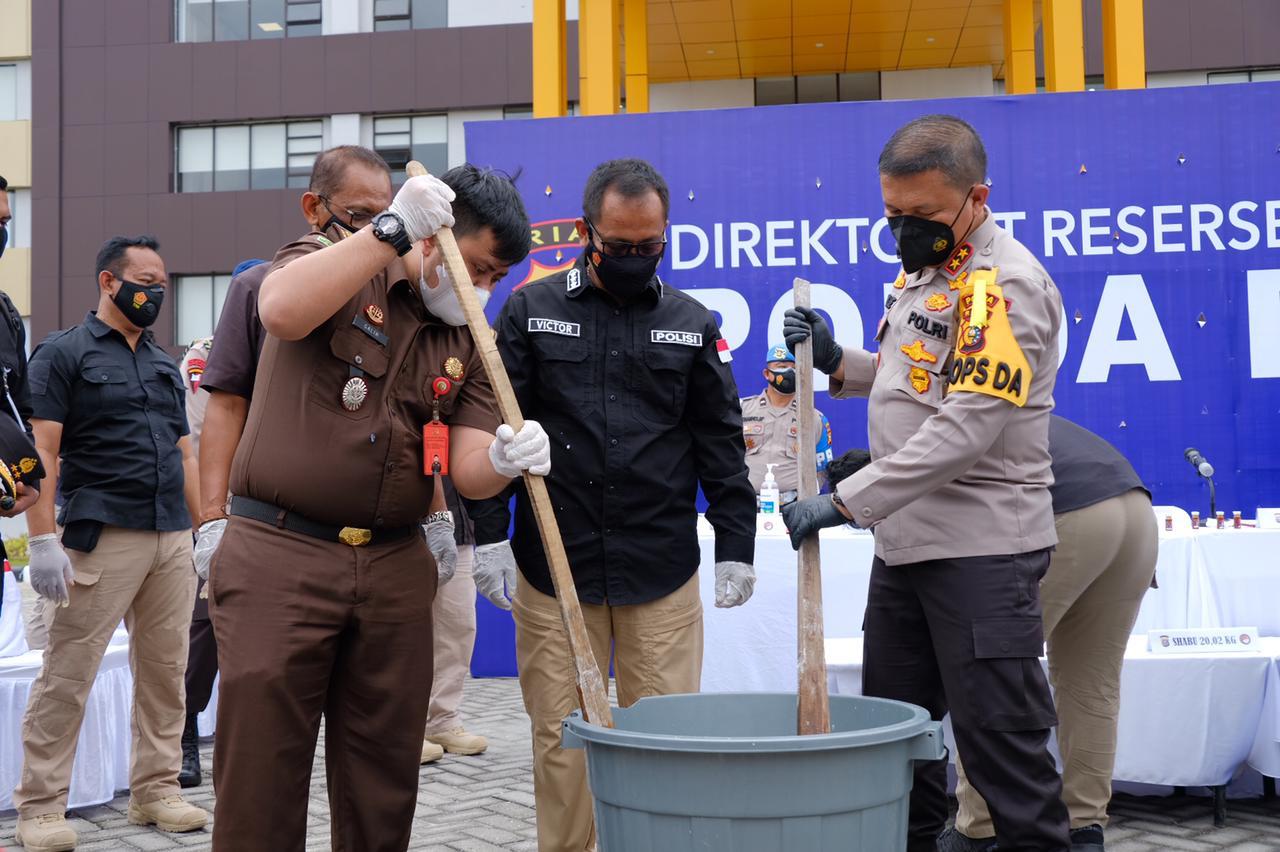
[423,421,449,475]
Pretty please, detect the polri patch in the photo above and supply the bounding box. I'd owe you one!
[529,318,581,337]
[651,329,702,347]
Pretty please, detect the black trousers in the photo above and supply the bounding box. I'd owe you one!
[185,579,219,715]
[862,549,1070,852]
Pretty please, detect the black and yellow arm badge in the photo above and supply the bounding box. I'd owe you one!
[948,268,1032,407]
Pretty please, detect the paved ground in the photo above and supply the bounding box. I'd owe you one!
[3,582,1278,850]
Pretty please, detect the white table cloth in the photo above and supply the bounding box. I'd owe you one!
[0,628,133,810]
[697,525,1280,695]
[826,635,1278,788]
[0,571,29,658]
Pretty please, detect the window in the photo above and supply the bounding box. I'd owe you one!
[1209,68,1280,84]
[0,62,32,122]
[756,75,879,106]
[373,114,447,183]
[374,0,446,31]
[7,190,31,250]
[176,120,325,192]
[175,274,233,345]
[176,0,321,43]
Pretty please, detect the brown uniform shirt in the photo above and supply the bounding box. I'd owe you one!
[832,211,1061,565]
[229,232,501,529]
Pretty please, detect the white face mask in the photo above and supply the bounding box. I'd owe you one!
[419,256,468,326]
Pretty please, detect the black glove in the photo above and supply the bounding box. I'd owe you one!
[782,307,844,375]
[781,494,850,551]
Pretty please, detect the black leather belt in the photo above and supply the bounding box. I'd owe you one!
[228,496,418,547]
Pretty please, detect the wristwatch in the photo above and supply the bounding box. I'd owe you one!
[426,510,454,526]
[371,211,412,256]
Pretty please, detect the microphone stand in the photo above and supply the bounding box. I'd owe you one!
[1205,475,1216,520]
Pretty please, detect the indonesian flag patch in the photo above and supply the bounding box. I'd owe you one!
[716,338,733,363]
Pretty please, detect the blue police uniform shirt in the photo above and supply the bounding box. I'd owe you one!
[28,312,192,531]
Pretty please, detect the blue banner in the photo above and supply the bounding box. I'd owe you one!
[466,83,1280,518]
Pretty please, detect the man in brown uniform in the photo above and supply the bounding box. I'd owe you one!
[784,115,1071,851]
[208,170,546,851]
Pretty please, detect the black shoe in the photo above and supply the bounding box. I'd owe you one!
[936,827,998,852]
[1070,824,1105,851]
[178,713,202,788]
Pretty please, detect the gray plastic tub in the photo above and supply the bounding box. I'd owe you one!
[561,692,943,851]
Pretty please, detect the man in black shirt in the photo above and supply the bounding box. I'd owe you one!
[0,174,40,533]
[941,416,1156,852]
[467,158,756,852]
[14,236,209,850]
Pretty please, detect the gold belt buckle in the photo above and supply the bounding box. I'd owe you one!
[338,527,372,547]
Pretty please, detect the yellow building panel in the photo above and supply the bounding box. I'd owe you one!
[677,20,736,42]
[851,0,916,11]
[648,42,686,62]
[964,4,1003,26]
[907,7,966,29]
[795,0,851,15]
[686,57,743,77]
[738,37,792,58]
[0,249,29,316]
[647,1,675,24]
[739,55,793,76]
[794,14,851,36]
[909,0,973,8]
[851,29,906,51]
[732,0,783,19]
[0,0,31,60]
[793,36,841,53]
[952,44,1002,64]
[845,49,902,71]
[672,0,733,26]
[793,54,845,73]
[650,22,682,43]
[851,11,909,33]
[899,47,956,68]
[903,27,959,49]
[958,24,1002,46]
[687,40,739,58]
[0,122,31,187]
[649,59,690,78]
[736,17,791,39]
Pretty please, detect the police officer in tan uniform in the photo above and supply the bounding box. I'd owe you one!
[740,341,833,503]
[784,115,1071,852]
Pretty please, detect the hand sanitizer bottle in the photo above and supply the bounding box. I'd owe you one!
[759,464,780,514]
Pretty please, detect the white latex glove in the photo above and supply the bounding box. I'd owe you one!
[714,560,755,608]
[474,541,517,610]
[488,421,552,478]
[193,519,226,581]
[387,175,456,243]
[424,518,458,584]
[29,533,75,607]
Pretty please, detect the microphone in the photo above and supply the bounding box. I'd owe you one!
[1185,447,1214,479]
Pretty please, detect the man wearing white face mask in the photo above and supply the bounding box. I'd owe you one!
[411,165,532,764]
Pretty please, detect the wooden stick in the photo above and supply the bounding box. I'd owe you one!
[793,277,831,735]
[407,161,613,727]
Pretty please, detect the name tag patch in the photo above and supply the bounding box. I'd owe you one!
[528,318,581,337]
[651,329,702,347]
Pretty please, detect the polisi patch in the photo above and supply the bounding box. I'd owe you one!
[528,318,581,337]
[651,329,703,347]
[906,311,950,341]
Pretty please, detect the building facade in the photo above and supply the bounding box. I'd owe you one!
[25,0,1280,351]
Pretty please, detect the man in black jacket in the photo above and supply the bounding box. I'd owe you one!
[467,158,757,852]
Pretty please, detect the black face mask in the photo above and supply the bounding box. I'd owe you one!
[587,230,662,302]
[324,214,359,240]
[0,224,7,260]
[112,279,165,328]
[888,193,973,274]
[767,367,796,395]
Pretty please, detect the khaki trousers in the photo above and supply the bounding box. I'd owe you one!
[955,489,1157,835]
[424,545,476,735]
[14,526,195,817]
[514,572,703,852]
[210,516,436,852]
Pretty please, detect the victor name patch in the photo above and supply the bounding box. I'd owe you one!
[528,318,581,337]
